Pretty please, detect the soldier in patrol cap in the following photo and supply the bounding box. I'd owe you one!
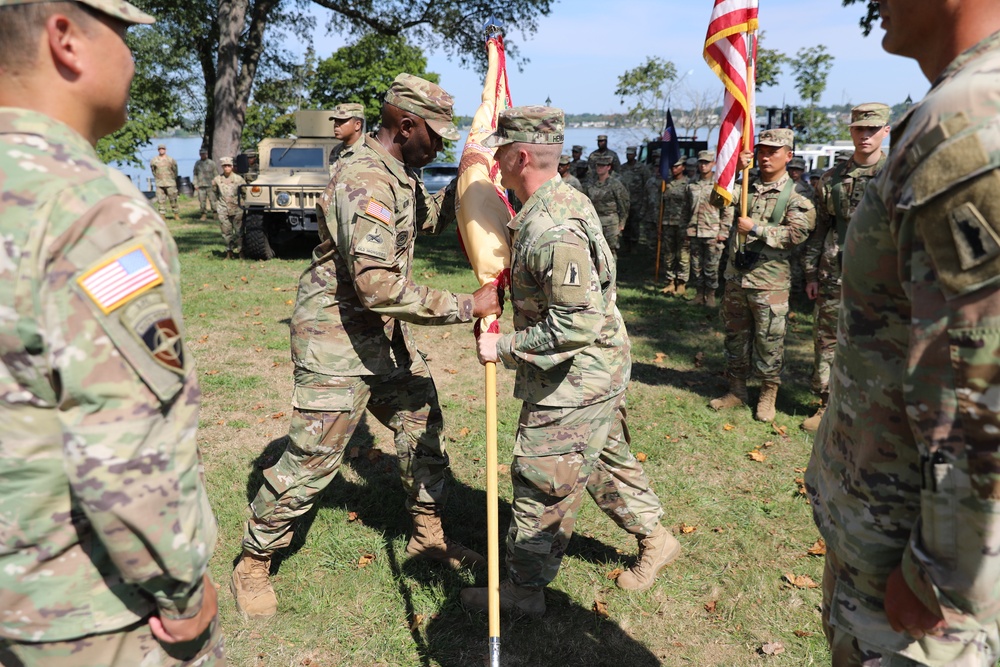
[462,105,678,617]
[806,4,1000,664]
[683,150,732,306]
[232,73,500,619]
[212,156,246,258]
[618,145,650,251]
[586,133,621,177]
[660,156,692,294]
[569,143,588,180]
[585,152,630,258]
[150,141,180,220]
[558,153,584,192]
[0,1,224,664]
[329,101,366,166]
[801,102,890,433]
[710,127,815,422]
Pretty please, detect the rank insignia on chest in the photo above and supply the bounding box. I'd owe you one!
[77,245,164,314]
[364,197,393,225]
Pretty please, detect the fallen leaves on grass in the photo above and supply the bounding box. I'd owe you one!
[760,641,785,656]
[606,568,623,580]
[761,440,774,448]
[204,369,220,376]
[367,449,382,463]
[635,452,648,462]
[772,424,788,436]
[795,477,808,496]
[347,511,359,522]
[457,427,471,438]
[442,332,451,339]
[704,600,717,613]
[653,352,667,363]
[285,299,294,305]
[223,284,233,291]
[408,614,424,631]
[497,464,510,474]
[593,600,609,618]
[270,412,285,420]
[680,523,696,534]
[445,368,458,374]
[793,466,807,473]
[348,447,360,459]
[793,630,814,638]
[806,538,827,556]
[358,553,376,568]
[748,449,766,462]
[783,572,819,589]
[723,424,735,431]
[694,351,705,367]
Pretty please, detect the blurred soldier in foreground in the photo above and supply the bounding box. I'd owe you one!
[806,3,1000,665]
[618,145,650,253]
[584,153,630,259]
[0,1,223,665]
[212,157,245,259]
[660,157,691,295]
[193,148,218,221]
[709,128,815,422]
[463,106,678,617]
[558,153,584,193]
[232,74,500,619]
[683,151,731,306]
[801,102,890,433]
[150,142,180,220]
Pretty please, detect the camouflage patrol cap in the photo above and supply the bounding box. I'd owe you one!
[626,146,637,155]
[559,154,572,165]
[0,0,155,24]
[685,157,698,167]
[672,157,685,167]
[199,148,208,155]
[219,156,234,166]
[596,134,608,141]
[384,73,460,141]
[788,156,806,170]
[157,143,166,149]
[757,128,794,148]
[594,154,613,166]
[330,103,365,120]
[697,150,716,162]
[849,102,890,127]
[483,106,565,148]
[572,145,584,152]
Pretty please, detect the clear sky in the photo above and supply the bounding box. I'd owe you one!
[301,0,929,118]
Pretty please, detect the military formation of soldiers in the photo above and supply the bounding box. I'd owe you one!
[5,0,1000,666]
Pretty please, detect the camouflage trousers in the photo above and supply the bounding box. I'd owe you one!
[506,393,664,589]
[811,279,840,396]
[622,209,644,248]
[821,550,1000,667]
[660,224,690,283]
[688,237,726,291]
[720,281,789,384]
[217,211,242,254]
[243,361,450,556]
[196,186,217,215]
[602,223,621,258]
[0,618,224,667]
[155,184,179,216]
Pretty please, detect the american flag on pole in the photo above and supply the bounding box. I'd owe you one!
[704,0,758,206]
[78,246,163,314]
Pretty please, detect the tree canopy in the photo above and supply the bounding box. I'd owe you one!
[842,0,879,36]
[614,56,678,130]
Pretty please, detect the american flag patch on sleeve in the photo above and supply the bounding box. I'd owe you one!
[77,246,164,314]
[364,198,392,225]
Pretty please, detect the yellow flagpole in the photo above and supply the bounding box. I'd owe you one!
[485,357,500,666]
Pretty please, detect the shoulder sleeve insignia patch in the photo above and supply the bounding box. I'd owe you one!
[552,243,590,305]
[363,197,393,225]
[77,245,164,315]
[353,218,391,262]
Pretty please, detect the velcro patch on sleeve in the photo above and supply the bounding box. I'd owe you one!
[551,244,590,305]
[76,245,164,314]
[353,217,391,262]
[362,197,393,225]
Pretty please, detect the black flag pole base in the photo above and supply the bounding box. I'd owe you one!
[489,636,500,667]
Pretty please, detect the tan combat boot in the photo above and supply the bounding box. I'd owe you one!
[705,291,717,308]
[200,213,207,221]
[406,513,485,570]
[756,382,779,422]
[616,525,681,591]
[661,281,676,295]
[231,551,277,619]
[801,393,829,432]
[709,378,748,411]
[460,579,546,617]
[225,249,234,260]
[674,280,687,297]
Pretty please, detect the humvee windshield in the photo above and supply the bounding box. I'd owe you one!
[269,147,325,168]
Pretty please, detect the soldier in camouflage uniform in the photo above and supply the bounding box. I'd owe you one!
[462,106,678,617]
[660,158,691,295]
[329,102,366,168]
[806,6,1000,665]
[786,156,812,297]
[682,151,732,307]
[642,149,663,248]
[586,133,621,178]
[212,157,245,259]
[558,153,585,193]
[800,103,890,433]
[192,148,217,221]
[150,143,180,220]
[584,153,630,259]
[232,74,501,619]
[618,145,650,253]
[0,2,223,665]
[709,129,815,422]
[569,143,588,181]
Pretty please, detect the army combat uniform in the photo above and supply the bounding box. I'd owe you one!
[150,146,179,219]
[0,107,223,665]
[584,164,630,259]
[617,149,649,251]
[212,161,245,257]
[660,167,691,292]
[192,153,218,220]
[806,32,1000,667]
[714,128,815,422]
[683,156,732,305]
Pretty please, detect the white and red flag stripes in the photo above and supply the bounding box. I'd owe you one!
[77,246,163,314]
[704,0,758,206]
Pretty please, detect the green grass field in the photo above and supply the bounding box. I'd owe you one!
[173,197,829,666]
